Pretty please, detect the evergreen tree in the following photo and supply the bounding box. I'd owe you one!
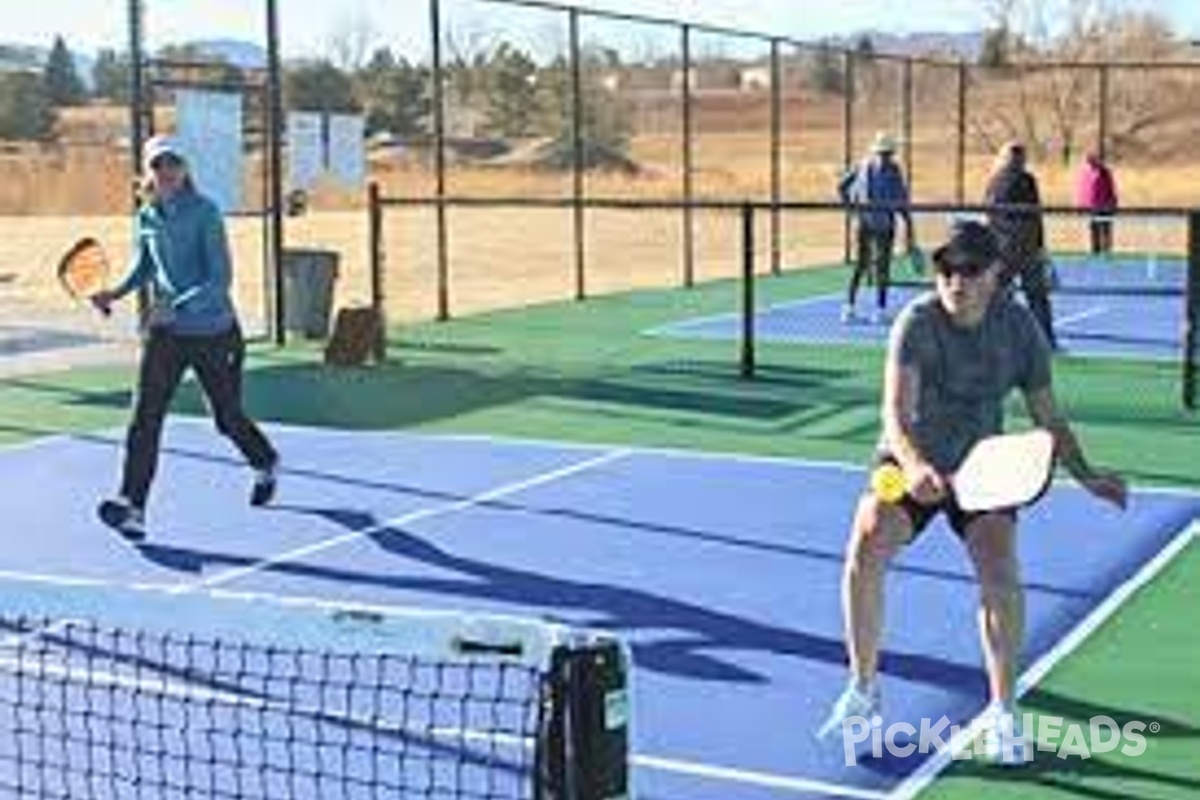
[482,43,540,138]
[536,49,632,169]
[0,71,57,140]
[285,60,361,114]
[43,35,87,106]
[358,48,429,136]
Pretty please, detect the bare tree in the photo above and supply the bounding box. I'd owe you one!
[327,10,377,72]
[971,0,1180,164]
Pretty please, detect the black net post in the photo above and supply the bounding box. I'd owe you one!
[538,640,629,800]
[1185,211,1199,410]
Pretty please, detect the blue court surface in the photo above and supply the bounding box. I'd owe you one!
[652,259,1186,361]
[2,420,1198,799]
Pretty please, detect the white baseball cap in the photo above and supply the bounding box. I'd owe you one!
[142,134,186,171]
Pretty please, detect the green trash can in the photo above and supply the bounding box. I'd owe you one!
[282,248,339,339]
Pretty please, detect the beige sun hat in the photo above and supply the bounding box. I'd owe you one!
[870,131,897,154]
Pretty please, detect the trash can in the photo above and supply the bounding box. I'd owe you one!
[282,248,339,339]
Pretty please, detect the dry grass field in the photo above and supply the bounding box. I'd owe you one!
[3,86,1200,346]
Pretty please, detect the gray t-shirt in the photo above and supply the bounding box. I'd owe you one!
[882,291,1053,472]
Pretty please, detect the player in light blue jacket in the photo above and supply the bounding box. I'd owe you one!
[92,135,279,540]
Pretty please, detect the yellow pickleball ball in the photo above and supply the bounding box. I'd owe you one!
[871,463,907,503]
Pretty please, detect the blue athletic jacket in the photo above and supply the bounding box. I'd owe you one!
[838,158,910,233]
[114,186,237,336]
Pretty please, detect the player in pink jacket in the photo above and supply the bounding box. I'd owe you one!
[1076,152,1118,255]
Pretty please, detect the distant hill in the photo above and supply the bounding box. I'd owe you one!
[187,39,268,70]
[0,38,265,78]
[0,43,42,72]
[828,30,984,60]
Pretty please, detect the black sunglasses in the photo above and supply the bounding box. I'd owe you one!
[150,154,184,170]
[935,259,990,278]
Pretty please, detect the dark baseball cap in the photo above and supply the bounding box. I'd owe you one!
[932,219,1000,276]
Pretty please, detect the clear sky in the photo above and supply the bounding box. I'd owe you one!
[8,0,1200,58]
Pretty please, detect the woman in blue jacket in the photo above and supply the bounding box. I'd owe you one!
[92,135,279,540]
[838,132,915,325]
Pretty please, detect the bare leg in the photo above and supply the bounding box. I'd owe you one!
[842,495,913,684]
[963,513,1023,706]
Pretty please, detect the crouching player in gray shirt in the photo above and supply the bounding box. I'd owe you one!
[819,219,1127,764]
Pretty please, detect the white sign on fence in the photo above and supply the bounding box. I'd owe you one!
[286,111,324,192]
[287,111,366,192]
[175,89,244,213]
[327,114,366,188]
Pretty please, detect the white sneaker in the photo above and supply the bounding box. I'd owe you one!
[817,678,880,739]
[974,702,1032,766]
[841,304,859,324]
[870,308,890,325]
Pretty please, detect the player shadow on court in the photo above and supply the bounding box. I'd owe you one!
[222,357,854,432]
[138,502,997,693]
[119,437,1100,605]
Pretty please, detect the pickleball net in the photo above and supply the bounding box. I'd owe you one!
[0,580,629,800]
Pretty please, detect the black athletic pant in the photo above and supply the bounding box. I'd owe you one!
[1089,217,1113,255]
[120,324,277,508]
[1002,259,1058,350]
[848,225,895,310]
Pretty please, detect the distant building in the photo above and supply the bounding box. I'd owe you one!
[739,66,771,92]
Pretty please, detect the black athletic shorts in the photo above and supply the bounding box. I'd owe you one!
[875,454,1017,539]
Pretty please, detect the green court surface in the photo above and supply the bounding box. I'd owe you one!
[1,265,1196,800]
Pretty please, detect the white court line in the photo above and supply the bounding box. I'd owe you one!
[1055,304,1110,329]
[368,427,1200,499]
[644,293,838,337]
[174,447,634,594]
[889,518,1198,800]
[633,754,890,800]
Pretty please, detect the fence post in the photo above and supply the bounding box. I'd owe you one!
[681,24,695,289]
[1185,211,1199,410]
[429,0,450,321]
[956,59,967,205]
[368,182,386,362]
[842,52,855,266]
[741,202,756,379]
[569,8,587,301]
[263,0,286,345]
[770,39,783,277]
